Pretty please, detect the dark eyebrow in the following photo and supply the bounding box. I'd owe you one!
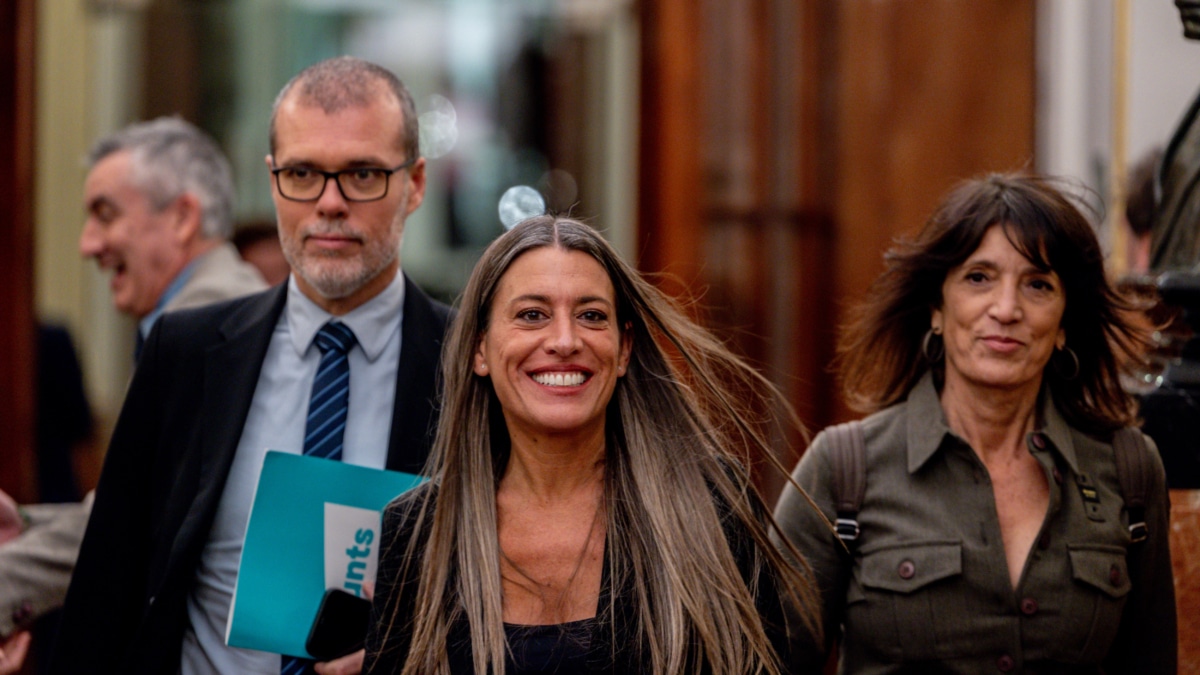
[86,196,117,213]
[340,159,395,169]
[508,294,614,307]
[962,258,1054,277]
[510,294,551,305]
[961,257,998,269]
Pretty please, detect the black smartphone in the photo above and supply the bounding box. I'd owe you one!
[305,588,372,661]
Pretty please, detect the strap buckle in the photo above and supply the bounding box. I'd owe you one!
[835,516,860,542]
[1127,505,1148,543]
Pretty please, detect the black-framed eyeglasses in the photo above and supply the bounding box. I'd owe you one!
[270,158,416,202]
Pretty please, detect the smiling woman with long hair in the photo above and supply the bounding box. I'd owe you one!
[363,216,822,675]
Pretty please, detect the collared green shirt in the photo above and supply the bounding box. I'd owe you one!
[775,373,1176,674]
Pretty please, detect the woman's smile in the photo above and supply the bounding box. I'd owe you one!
[530,370,591,387]
[475,246,632,441]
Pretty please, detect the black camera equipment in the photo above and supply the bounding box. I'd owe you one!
[1139,271,1200,488]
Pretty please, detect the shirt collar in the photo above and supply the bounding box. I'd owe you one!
[285,271,406,362]
[903,371,1081,475]
[904,372,951,473]
[138,259,197,338]
[1036,387,1081,475]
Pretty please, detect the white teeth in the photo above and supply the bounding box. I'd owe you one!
[532,372,587,387]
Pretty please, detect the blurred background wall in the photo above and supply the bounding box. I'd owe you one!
[3,0,1200,503]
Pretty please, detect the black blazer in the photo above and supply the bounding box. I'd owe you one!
[51,277,453,674]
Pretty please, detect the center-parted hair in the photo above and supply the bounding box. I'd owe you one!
[378,216,820,675]
[837,172,1148,434]
[88,117,235,239]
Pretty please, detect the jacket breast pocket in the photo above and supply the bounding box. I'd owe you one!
[1063,544,1131,661]
[846,541,963,661]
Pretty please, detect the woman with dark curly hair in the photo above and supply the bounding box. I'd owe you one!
[775,173,1176,673]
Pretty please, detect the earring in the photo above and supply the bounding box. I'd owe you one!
[479,363,488,374]
[921,329,944,363]
[1053,346,1079,380]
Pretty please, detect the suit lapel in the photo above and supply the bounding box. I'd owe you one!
[166,287,287,570]
[386,276,449,474]
[198,285,287,505]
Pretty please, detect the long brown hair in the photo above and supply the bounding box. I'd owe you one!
[837,172,1148,434]
[380,216,820,674]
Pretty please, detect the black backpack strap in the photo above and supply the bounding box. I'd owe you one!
[826,421,867,544]
[1112,427,1150,544]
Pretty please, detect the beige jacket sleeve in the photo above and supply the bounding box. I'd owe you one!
[0,492,93,637]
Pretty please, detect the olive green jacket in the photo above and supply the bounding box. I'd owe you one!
[775,374,1176,674]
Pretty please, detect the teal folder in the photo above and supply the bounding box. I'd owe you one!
[225,451,424,657]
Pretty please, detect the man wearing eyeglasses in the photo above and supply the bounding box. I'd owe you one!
[53,57,452,675]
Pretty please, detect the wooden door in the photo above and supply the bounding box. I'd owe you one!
[638,0,1036,499]
[0,0,38,503]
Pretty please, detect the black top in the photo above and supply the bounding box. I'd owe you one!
[364,485,814,674]
[444,619,595,675]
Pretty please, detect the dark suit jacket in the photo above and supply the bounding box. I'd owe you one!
[50,276,452,674]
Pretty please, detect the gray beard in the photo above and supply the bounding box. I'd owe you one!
[281,217,403,300]
[298,264,375,299]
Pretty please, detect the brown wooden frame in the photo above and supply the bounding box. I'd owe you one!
[0,0,38,503]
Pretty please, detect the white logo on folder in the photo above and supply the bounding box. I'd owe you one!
[323,503,381,597]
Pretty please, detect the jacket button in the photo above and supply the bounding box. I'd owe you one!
[897,560,916,579]
[1020,597,1038,615]
[1052,467,1063,485]
[1030,433,1046,449]
[996,654,1015,671]
[1110,564,1123,586]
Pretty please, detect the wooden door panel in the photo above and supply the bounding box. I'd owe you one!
[0,0,37,502]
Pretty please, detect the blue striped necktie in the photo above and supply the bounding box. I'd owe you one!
[282,320,357,675]
[303,321,357,461]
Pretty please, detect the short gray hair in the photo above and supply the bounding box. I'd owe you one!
[269,56,419,163]
[88,117,235,239]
